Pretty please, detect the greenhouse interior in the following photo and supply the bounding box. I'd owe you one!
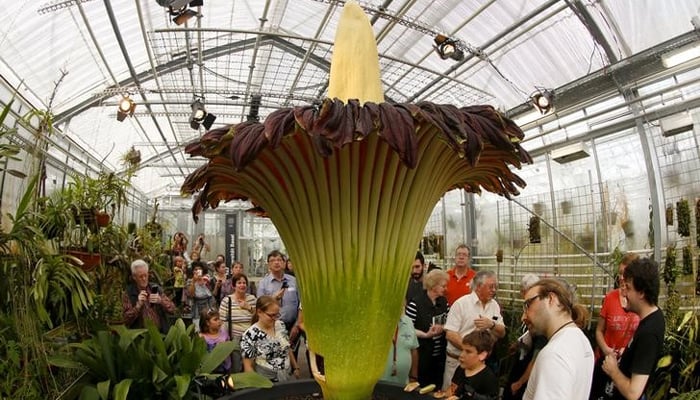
[0,0,698,399]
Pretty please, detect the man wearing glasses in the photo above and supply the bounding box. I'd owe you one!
[257,250,300,332]
[442,270,505,391]
[521,278,594,400]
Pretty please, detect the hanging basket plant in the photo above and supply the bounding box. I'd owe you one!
[682,246,693,275]
[621,220,634,237]
[533,202,545,216]
[664,244,678,286]
[665,204,674,226]
[695,198,700,246]
[560,200,572,215]
[529,216,541,244]
[677,198,690,237]
[696,261,700,295]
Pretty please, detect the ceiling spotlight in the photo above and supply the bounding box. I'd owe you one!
[189,99,216,130]
[116,96,136,122]
[434,34,465,61]
[160,0,203,25]
[171,7,198,25]
[531,89,555,114]
[246,94,262,122]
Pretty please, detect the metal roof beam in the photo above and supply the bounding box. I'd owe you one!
[506,30,700,119]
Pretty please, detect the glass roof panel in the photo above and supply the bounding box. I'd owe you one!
[1,0,698,196]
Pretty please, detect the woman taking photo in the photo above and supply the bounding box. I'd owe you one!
[240,295,301,382]
[220,273,256,372]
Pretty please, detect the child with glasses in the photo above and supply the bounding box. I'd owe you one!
[240,295,301,382]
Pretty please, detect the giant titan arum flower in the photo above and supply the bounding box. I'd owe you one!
[182,2,531,399]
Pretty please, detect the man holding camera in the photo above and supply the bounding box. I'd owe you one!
[123,259,176,333]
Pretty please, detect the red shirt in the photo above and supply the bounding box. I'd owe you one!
[597,288,639,359]
[446,267,476,306]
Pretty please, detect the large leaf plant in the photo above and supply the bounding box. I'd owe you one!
[181,2,531,399]
[49,319,270,399]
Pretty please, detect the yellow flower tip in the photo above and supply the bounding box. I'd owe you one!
[327,0,385,105]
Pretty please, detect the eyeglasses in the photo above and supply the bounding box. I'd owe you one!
[264,311,281,319]
[523,294,542,311]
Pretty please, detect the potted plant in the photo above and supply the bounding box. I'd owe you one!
[180,2,531,399]
[48,320,271,398]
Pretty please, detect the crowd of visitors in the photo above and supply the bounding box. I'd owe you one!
[121,235,665,398]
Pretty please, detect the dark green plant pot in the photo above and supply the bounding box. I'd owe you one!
[219,379,434,399]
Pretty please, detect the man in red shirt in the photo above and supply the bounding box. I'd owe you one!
[446,244,476,306]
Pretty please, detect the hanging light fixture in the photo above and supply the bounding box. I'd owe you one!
[116,95,136,122]
[434,34,465,61]
[246,94,262,122]
[189,99,216,130]
[157,0,203,25]
[531,89,554,114]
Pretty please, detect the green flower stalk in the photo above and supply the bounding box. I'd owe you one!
[181,2,531,399]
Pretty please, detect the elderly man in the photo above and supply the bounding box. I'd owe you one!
[442,270,505,390]
[521,278,594,400]
[123,259,176,333]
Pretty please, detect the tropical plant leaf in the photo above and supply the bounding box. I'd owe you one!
[152,365,168,384]
[113,379,132,400]
[657,355,672,368]
[228,372,274,389]
[199,341,236,374]
[174,374,191,398]
[79,385,100,400]
[47,354,84,369]
[96,380,110,400]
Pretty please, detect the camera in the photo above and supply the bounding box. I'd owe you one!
[281,281,289,289]
[150,284,159,294]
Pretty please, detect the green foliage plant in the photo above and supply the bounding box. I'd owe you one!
[649,311,699,400]
[696,199,700,247]
[0,100,27,179]
[682,246,693,276]
[677,199,690,237]
[664,244,678,287]
[49,319,270,399]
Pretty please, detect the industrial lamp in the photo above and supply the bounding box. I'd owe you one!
[246,94,262,122]
[116,96,136,122]
[189,99,216,130]
[531,89,554,114]
[158,0,203,25]
[434,34,465,61]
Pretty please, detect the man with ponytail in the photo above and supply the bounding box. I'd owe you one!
[521,278,594,400]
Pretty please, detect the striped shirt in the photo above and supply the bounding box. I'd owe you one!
[219,293,257,338]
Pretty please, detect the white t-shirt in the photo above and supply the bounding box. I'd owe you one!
[444,292,503,355]
[523,325,594,400]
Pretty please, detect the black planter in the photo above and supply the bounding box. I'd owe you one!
[219,379,434,399]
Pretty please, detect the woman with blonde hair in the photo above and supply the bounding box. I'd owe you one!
[405,269,449,388]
